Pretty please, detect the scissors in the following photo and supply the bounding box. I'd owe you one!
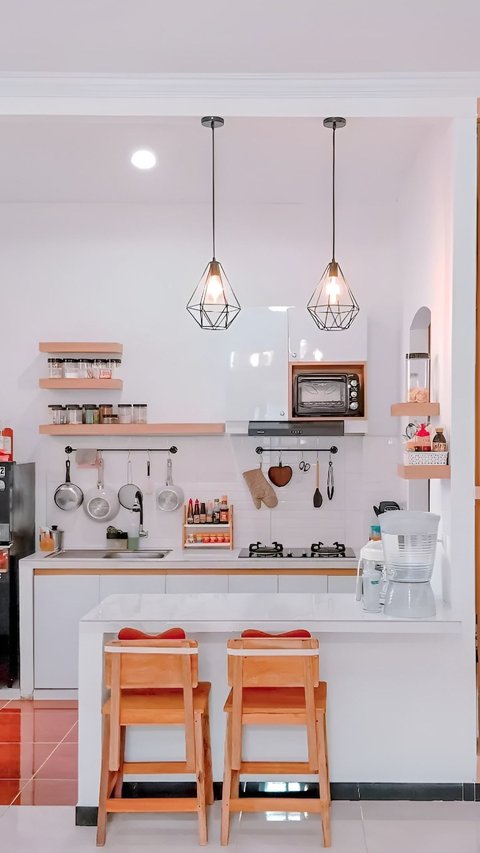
[299,452,311,472]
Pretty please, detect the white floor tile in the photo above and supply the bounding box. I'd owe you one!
[362,801,480,853]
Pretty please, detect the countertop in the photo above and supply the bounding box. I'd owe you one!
[21,548,359,572]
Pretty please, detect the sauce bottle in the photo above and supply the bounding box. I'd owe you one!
[213,499,220,524]
[220,495,229,523]
[414,423,431,452]
[193,499,200,524]
[432,427,448,452]
[0,427,13,462]
[199,502,206,524]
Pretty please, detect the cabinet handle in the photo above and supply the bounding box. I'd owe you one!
[280,411,285,416]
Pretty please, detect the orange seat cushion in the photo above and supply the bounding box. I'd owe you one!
[118,627,186,640]
[241,629,312,639]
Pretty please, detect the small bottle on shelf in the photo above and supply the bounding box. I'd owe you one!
[213,498,220,524]
[0,427,13,462]
[432,427,448,452]
[199,502,206,524]
[193,499,200,524]
[220,495,229,523]
[206,501,213,524]
[186,499,194,524]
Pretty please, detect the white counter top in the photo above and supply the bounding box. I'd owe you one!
[21,548,358,571]
[80,592,461,634]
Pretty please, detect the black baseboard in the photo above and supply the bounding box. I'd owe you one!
[75,780,480,826]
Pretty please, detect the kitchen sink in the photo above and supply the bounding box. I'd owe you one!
[49,549,172,559]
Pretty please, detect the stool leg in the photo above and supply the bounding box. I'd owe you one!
[96,715,111,847]
[194,711,208,845]
[316,712,331,847]
[203,711,214,806]
[113,726,126,798]
[231,770,240,800]
[221,714,233,846]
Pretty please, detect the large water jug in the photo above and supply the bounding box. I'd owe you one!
[379,511,439,617]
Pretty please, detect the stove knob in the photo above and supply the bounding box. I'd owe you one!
[287,552,293,557]
[310,553,316,558]
[302,552,308,557]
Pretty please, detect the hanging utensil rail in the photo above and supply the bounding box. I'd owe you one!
[255,446,338,455]
[64,445,178,455]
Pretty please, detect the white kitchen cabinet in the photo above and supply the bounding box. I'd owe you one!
[278,576,328,593]
[327,576,357,593]
[99,575,166,598]
[225,307,289,421]
[34,574,100,689]
[288,308,367,363]
[165,575,229,594]
[228,575,278,593]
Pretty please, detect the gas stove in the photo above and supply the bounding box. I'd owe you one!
[238,541,355,559]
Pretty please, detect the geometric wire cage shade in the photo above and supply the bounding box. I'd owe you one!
[186,259,241,330]
[307,260,360,331]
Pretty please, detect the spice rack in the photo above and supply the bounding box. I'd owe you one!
[182,504,234,550]
[39,342,123,390]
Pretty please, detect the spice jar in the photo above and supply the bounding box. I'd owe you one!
[406,352,430,403]
[66,404,83,425]
[108,359,121,377]
[99,404,113,423]
[98,359,112,379]
[83,404,100,425]
[77,359,89,379]
[48,404,67,425]
[117,404,132,424]
[47,358,64,378]
[132,404,148,424]
[64,359,80,379]
[102,414,119,425]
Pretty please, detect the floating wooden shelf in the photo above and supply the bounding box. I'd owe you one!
[39,342,123,354]
[184,523,230,529]
[39,378,123,390]
[391,403,440,417]
[183,543,232,549]
[39,423,225,436]
[397,464,451,480]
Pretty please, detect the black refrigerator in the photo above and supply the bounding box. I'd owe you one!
[0,462,35,687]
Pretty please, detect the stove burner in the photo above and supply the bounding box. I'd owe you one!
[310,541,346,557]
[248,541,283,557]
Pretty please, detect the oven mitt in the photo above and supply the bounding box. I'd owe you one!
[243,468,278,509]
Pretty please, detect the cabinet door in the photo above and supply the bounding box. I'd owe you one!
[225,307,288,420]
[99,575,166,598]
[327,576,357,593]
[228,575,278,593]
[288,308,367,363]
[34,575,100,689]
[278,576,328,593]
[165,575,229,594]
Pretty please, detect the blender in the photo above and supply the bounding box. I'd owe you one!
[380,511,440,618]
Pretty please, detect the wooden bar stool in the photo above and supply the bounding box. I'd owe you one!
[221,632,330,847]
[96,632,213,847]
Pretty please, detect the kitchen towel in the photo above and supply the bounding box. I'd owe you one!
[243,468,278,509]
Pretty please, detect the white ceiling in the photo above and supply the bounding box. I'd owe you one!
[0,117,441,204]
[0,0,479,74]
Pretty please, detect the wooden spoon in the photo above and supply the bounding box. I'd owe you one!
[313,460,323,508]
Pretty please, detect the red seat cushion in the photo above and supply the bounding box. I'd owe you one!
[240,629,312,639]
[117,627,186,640]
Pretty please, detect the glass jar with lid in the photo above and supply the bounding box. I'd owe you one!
[77,359,89,379]
[83,404,100,425]
[117,404,132,424]
[406,352,430,403]
[64,359,80,379]
[47,358,64,378]
[132,404,148,424]
[66,404,83,424]
[102,414,119,424]
[108,358,121,377]
[48,404,67,425]
[98,359,112,379]
[99,404,113,423]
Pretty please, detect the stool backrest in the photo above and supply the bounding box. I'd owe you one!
[227,637,319,687]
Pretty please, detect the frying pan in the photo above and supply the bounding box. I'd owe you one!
[54,459,84,511]
[118,457,142,510]
[83,454,119,522]
[156,456,184,512]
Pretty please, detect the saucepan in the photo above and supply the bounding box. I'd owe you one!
[83,453,119,522]
[54,459,84,511]
[156,456,184,512]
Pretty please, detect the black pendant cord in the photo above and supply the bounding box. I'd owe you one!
[331,121,336,263]
[211,122,216,260]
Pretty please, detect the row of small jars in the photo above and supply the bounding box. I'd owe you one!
[49,403,148,425]
[48,358,121,379]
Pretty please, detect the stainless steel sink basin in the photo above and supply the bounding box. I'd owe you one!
[49,549,171,560]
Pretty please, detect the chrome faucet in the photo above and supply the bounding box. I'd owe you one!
[134,490,148,539]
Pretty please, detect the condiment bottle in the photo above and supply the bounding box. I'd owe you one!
[187,499,194,524]
[414,423,431,452]
[193,499,200,524]
[432,427,448,452]
[199,502,206,524]
[220,495,229,523]
[213,498,220,524]
[206,501,213,524]
[0,427,13,462]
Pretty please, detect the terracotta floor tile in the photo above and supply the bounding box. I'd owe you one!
[0,779,28,804]
[34,742,78,780]
[0,742,55,779]
[62,722,78,743]
[0,709,77,742]
[13,778,78,806]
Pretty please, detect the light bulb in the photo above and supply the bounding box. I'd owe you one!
[203,262,226,304]
[325,273,340,304]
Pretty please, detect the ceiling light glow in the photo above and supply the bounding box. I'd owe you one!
[131,149,157,170]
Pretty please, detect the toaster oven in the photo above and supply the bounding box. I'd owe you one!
[293,373,363,417]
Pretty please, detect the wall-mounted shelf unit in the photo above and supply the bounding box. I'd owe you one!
[397,464,450,480]
[391,402,440,417]
[39,423,225,436]
[39,379,123,390]
[182,504,234,550]
[39,342,123,354]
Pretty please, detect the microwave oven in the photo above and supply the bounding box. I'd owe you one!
[293,373,363,417]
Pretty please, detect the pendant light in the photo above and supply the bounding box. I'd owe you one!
[307,117,359,331]
[187,116,241,330]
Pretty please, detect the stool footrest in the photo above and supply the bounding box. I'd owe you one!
[229,797,327,813]
[240,761,317,774]
[122,761,190,775]
[106,797,199,814]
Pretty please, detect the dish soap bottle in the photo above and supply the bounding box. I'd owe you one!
[127,502,141,551]
[414,423,431,452]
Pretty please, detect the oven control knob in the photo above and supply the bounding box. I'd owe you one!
[351,391,358,398]
[350,379,358,386]
[349,402,359,410]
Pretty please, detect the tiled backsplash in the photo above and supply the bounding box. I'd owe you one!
[41,434,406,552]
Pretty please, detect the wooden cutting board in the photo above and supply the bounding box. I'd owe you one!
[268,463,293,487]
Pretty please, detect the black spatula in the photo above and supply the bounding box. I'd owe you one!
[313,460,323,508]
